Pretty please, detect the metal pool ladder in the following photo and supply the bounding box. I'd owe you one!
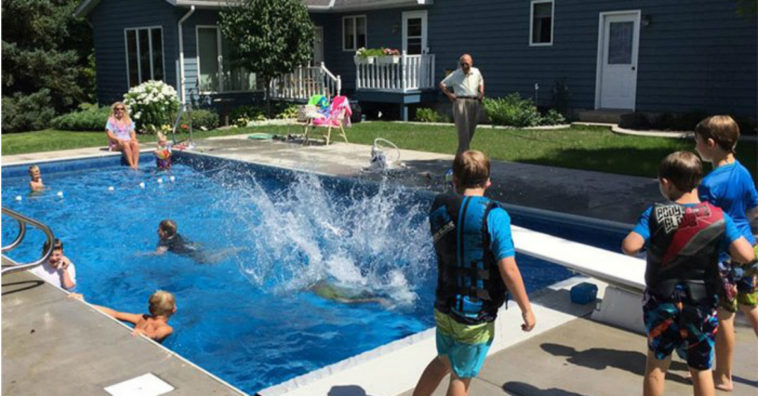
[2,207,55,275]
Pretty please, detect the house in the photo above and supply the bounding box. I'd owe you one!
[76,0,757,123]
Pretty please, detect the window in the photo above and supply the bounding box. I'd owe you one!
[125,27,164,86]
[530,1,553,46]
[196,26,258,93]
[343,15,367,51]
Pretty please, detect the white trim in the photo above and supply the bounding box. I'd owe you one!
[178,6,195,104]
[529,0,554,46]
[593,10,641,110]
[124,26,166,88]
[402,10,428,54]
[342,15,367,51]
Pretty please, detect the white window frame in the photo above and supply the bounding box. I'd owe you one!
[342,15,367,51]
[402,10,428,54]
[195,25,260,94]
[124,26,166,87]
[529,0,554,47]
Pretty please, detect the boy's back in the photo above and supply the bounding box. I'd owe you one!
[699,160,758,244]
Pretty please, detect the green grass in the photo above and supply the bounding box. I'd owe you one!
[3,122,756,181]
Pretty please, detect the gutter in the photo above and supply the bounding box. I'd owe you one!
[178,6,196,105]
[308,0,337,11]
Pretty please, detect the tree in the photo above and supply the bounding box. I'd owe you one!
[1,0,95,132]
[219,0,314,116]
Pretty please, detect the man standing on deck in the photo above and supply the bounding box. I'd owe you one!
[439,54,485,155]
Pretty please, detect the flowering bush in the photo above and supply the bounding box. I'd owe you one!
[383,48,400,56]
[123,80,179,133]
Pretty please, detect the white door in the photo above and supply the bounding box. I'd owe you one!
[312,26,324,65]
[596,11,640,110]
[402,10,427,55]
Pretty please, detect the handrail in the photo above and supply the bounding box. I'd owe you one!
[1,207,55,275]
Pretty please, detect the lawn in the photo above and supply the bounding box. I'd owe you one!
[3,122,756,180]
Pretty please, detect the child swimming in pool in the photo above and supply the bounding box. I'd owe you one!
[309,279,389,306]
[154,219,242,264]
[28,165,44,192]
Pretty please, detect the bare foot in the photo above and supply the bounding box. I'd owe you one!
[713,372,733,392]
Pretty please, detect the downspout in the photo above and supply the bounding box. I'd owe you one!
[178,6,196,104]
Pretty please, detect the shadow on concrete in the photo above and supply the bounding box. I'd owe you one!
[540,342,689,384]
[327,385,370,396]
[502,381,585,396]
[2,279,44,296]
[734,375,758,388]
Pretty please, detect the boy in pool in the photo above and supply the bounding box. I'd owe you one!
[28,165,44,192]
[414,150,535,396]
[74,290,176,343]
[155,219,205,261]
[693,115,758,391]
[621,151,754,396]
[309,279,389,305]
[154,132,172,170]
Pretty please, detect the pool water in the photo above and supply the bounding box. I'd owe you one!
[1,153,586,393]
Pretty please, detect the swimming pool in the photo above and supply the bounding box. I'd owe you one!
[1,153,620,393]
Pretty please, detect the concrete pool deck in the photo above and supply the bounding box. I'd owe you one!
[3,137,756,396]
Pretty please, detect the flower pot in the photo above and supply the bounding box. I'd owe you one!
[354,55,375,65]
[376,55,400,65]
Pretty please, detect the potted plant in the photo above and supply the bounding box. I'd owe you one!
[354,48,387,65]
[376,48,400,65]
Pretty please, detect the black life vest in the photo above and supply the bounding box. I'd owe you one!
[429,194,508,324]
[646,202,725,303]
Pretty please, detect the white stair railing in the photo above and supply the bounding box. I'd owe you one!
[270,63,341,101]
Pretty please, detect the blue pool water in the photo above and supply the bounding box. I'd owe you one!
[0,153,621,393]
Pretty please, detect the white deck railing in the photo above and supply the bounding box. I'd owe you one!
[269,63,341,101]
[356,52,435,92]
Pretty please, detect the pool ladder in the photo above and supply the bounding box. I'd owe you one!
[1,207,55,275]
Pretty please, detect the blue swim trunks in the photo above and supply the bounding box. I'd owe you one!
[434,309,494,378]
[643,296,718,370]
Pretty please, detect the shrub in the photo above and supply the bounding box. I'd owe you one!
[483,93,542,127]
[551,79,571,117]
[50,104,110,131]
[416,107,450,123]
[181,109,219,131]
[230,105,266,122]
[276,104,299,119]
[123,80,180,133]
[1,89,56,133]
[541,109,566,126]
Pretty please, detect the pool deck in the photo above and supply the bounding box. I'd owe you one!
[3,136,757,396]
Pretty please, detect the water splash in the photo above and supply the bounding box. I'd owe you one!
[217,171,434,308]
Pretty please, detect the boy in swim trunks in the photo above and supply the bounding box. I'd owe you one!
[413,150,535,396]
[622,151,754,396]
[693,115,758,391]
[155,219,205,261]
[74,290,176,343]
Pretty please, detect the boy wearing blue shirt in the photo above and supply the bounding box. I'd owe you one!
[414,150,535,396]
[694,115,758,391]
[622,151,754,396]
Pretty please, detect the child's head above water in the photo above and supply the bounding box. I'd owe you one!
[158,219,177,239]
[28,165,41,181]
[452,150,491,192]
[694,115,739,159]
[149,290,176,318]
[657,151,703,200]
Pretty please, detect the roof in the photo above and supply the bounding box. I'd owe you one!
[75,0,432,18]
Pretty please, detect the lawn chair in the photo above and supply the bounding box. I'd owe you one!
[304,95,352,145]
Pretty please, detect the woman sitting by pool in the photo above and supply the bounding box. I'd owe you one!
[106,102,140,170]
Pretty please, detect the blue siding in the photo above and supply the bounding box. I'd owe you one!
[90,0,179,105]
[423,0,756,117]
